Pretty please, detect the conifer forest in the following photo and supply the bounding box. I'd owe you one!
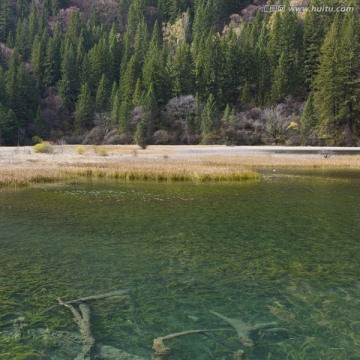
[0,0,359,147]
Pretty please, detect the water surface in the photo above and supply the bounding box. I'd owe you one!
[0,171,359,359]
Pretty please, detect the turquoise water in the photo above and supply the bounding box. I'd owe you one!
[0,170,359,359]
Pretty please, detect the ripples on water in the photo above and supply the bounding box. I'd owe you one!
[0,171,359,359]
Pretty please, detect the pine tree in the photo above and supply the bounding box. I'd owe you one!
[0,102,9,145]
[134,116,147,149]
[58,41,79,109]
[240,81,252,109]
[271,52,289,104]
[195,34,221,103]
[143,22,171,105]
[51,0,60,15]
[0,2,11,42]
[218,31,243,107]
[110,88,120,127]
[75,83,94,129]
[300,92,317,141]
[15,63,38,127]
[255,46,272,106]
[109,81,118,110]
[119,55,137,130]
[170,43,194,96]
[0,66,6,104]
[95,74,109,112]
[303,0,326,86]
[200,94,218,135]
[66,11,83,47]
[44,25,62,87]
[34,105,45,137]
[336,9,360,140]
[221,104,232,126]
[108,24,122,83]
[31,30,49,88]
[133,19,149,76]
[132,79,143,107]
[313,14,343,139]
[192,0,219,46]
[28,2,39,44]
[15,18,31,60]
[6,31,14,48]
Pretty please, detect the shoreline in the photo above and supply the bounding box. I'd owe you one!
[1,145,360,186]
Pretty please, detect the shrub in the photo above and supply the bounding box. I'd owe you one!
[76,146,85,155]
[33,142,54,154]
[82,127,104,145]
[104,129,119,144]
[153,130,173,145]
[250,107,262,120]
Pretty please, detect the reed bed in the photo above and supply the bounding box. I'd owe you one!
[1,145,359,186]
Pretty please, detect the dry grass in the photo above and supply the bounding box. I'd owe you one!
[0,145,359,186]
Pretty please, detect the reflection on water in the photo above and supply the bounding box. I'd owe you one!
[0,171,359,359]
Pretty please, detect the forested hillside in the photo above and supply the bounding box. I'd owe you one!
[0,0,359,146]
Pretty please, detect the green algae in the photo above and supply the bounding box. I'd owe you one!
[0,171,359,359]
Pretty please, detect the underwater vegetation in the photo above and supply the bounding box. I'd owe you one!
[0,171,359,359]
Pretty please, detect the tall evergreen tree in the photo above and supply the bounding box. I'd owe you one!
[95,74,109,112]
[313,14,344,140]
[0,2,11,42]
[34,105,45,137]
[170,43,195,96]
[200,93,218,135]
[58,41,79,109]
[44,25,62,87]
[75,83,94,129]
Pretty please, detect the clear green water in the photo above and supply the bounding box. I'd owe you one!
[0,170,359,359]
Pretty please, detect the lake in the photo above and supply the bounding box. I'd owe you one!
[0,169,359,359]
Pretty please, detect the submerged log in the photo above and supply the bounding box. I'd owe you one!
[58,299,95,360]
[57,290,130,360]
[41,290,129,315]
[152,329,231,360]
[64,290,128,304]
[97,345,145,359]
[210,310,277,347]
